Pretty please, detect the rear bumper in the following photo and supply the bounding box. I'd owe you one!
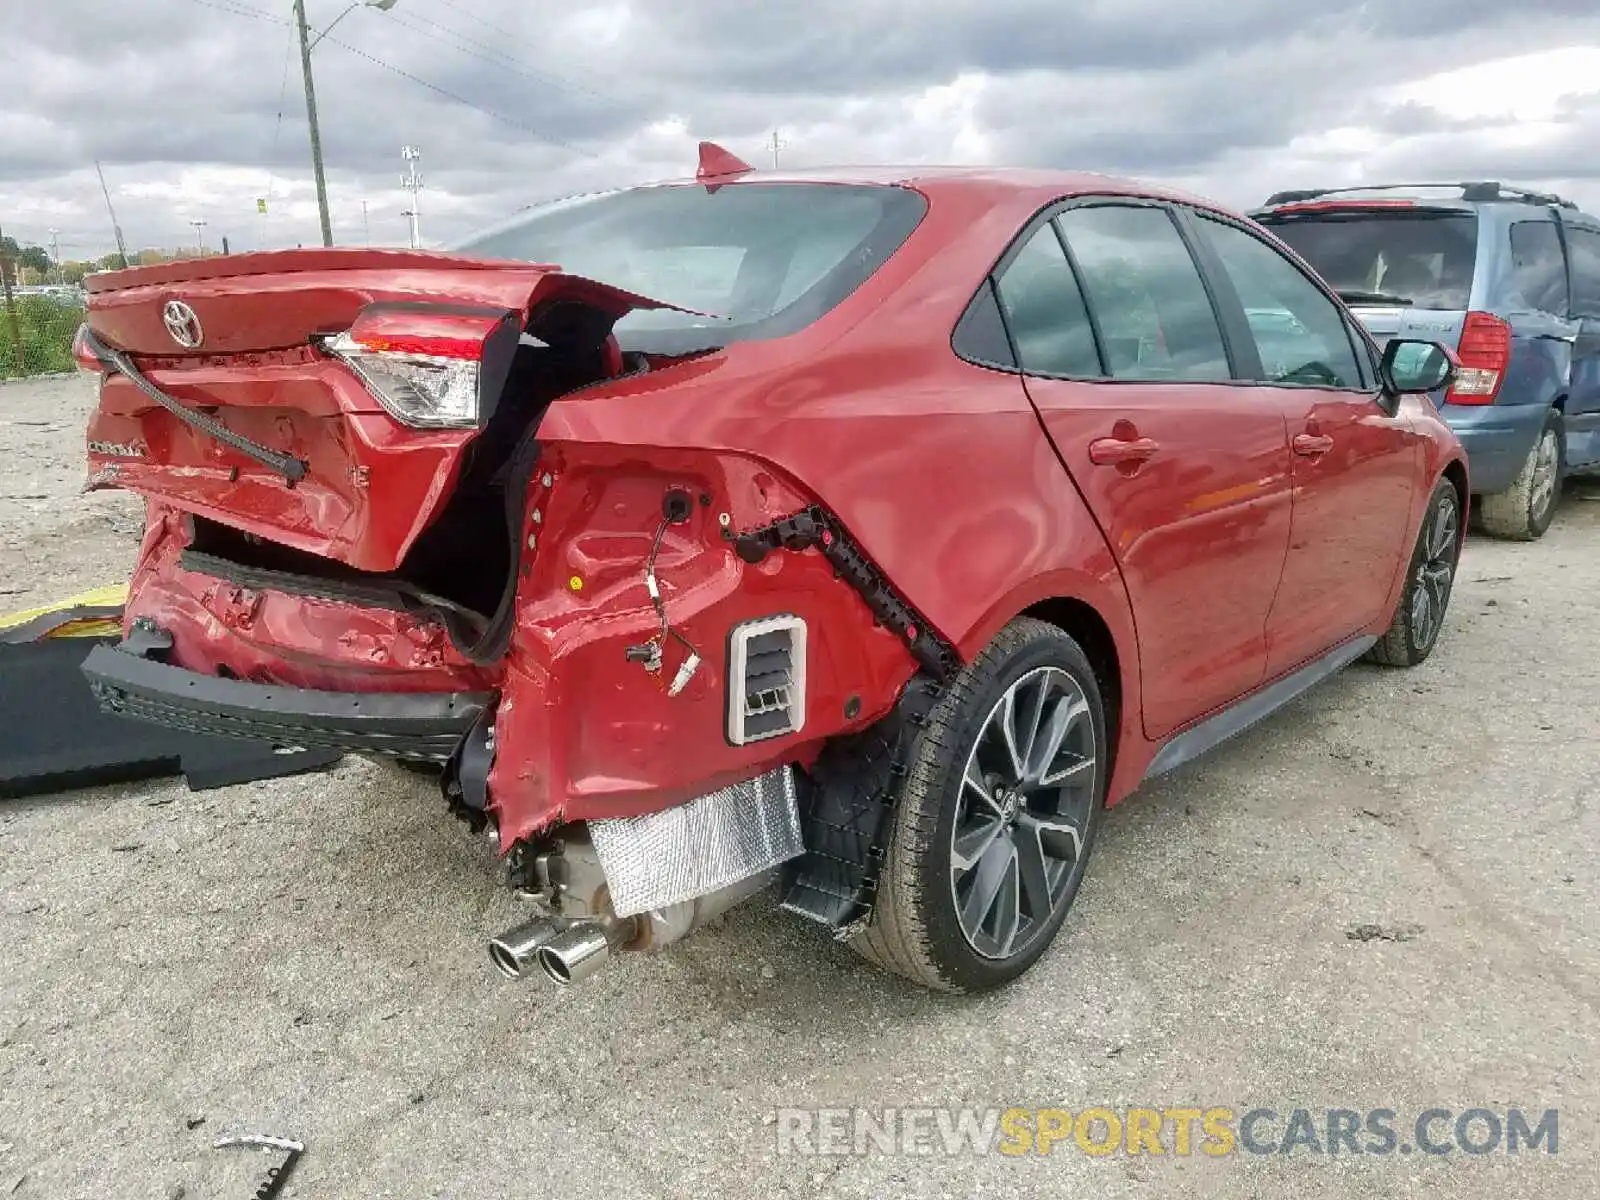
[1440,402,1545,495]
[82,627,492,762]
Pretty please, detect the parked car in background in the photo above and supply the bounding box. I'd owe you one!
[73,152,1466,994]
[1254,182,1600,539]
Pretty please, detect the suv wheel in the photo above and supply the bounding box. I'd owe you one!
[1478,410,1564,540]
[1368,479,1461,667]
[853,618,1106,993]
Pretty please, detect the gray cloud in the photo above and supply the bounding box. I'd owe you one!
[2,0,1598,258]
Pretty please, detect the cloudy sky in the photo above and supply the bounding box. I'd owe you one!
[4,0,1600,261]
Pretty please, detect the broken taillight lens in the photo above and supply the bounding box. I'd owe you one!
[324,304,521,429]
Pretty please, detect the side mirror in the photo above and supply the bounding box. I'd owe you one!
[1379,338,1458,395]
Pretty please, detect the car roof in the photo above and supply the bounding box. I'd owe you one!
[1252,181,1591,220]
[655,164,1230,212]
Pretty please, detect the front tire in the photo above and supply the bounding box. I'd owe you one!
[1368,479,1461,667]
[853,618,1107,993]
[1477,411,1564,540]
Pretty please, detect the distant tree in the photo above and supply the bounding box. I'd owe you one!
[17,245,50,274]
[60,261,90,284]
[98,252,126,272]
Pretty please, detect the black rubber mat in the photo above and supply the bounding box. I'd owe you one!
[0,639,342,799]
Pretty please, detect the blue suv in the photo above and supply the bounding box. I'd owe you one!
[1254,182,1600,539]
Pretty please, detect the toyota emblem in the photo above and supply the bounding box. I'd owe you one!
[162,300,204,349]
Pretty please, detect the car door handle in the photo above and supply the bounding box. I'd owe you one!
[1088,436,1160,466]
[1293,433,1334,457]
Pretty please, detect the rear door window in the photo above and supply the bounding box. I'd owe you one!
[1055,204,1232,382]
[1196,215,1365,389]
[1263,210,1478,310]
[1565,226,1600,318]
[991,223,1102,377]
[1508,221,1569,314]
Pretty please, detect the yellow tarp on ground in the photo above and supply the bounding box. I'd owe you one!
[0,584,128,640]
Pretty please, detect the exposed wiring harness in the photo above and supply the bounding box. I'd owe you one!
[625,491,703,696]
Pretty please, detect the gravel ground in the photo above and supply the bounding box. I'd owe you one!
[1,374,1597,1199]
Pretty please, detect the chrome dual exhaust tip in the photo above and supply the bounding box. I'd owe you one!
[534,923,613,985]
[487,918,562,980]
[488,919,622,984]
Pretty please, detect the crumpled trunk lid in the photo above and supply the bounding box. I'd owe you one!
[79,249,662,573]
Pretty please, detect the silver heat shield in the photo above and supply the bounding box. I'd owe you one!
[588,766,804,918]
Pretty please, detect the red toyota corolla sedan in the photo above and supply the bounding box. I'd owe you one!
[74,146,1467,993]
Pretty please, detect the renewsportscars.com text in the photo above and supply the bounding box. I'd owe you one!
[774,1106,1559,1158]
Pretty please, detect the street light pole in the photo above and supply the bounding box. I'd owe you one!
[293,0,334,248]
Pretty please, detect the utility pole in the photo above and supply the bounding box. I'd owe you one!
[401,145,423,249]
[94,161,129,269]
[0,225,25,371]
[768,129,787,169]
[190,219,208,256]
[293,0,334,247]
[295,0,401,248]
[362,199,370,247]
[48,229,62,284]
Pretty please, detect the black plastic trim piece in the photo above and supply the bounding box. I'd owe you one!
[782,674,943,931]
[81,637,491,762]
[1143,635,1377,781]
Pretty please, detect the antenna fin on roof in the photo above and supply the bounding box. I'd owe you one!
[696,141,755,181]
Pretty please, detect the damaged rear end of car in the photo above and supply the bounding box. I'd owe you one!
[76,174,947,983]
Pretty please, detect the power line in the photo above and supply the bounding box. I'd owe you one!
[388,8,613,105]
[176,0,593,154]
[321,32,594,155]
[179,0,287,25]
[262,15,298,214]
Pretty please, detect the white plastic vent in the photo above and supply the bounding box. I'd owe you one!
[727,615,807,746]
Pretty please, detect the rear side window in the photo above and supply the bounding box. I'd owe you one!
[992,223,1102,377]
[1263,211,1478,310]
[1566,227,1600,318]
[1055,205,1231,382]
[1196,215,1364,389]
[1508,222,1569,314]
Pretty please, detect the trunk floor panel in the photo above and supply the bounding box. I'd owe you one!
[0,638,342,799]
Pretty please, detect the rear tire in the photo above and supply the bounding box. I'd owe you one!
[1477,411,1564,540]
[1368,479,1461,667]
[853,618,1107,993]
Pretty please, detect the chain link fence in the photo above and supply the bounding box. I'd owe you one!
[1,294,85,379]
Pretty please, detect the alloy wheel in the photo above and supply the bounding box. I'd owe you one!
[948,666,1097,960]
[1530,428,1561,525]
[1409,493,1459,650]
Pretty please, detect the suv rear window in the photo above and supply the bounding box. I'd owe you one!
[1261,210,1478,310]
[454,182,927,354]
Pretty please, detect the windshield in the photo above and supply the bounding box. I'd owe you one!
[454,182,927,354]
[1261,210,1478,310]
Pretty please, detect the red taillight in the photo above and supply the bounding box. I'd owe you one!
[1445,312,1510,406]
[326,303,520,429]
[347,307,506,360]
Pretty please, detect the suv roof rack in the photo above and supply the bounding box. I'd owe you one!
[1260,182,1578,210]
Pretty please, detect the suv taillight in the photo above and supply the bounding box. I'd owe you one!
[1445,311,1510,406]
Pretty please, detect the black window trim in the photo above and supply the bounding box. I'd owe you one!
[952,193,1247,386]
[1176,205,1387,401]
